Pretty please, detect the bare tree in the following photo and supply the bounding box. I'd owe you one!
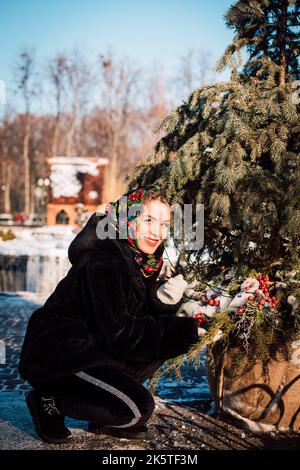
[0,153,12,214]
[64,49,94,156]
[47,54,68,157]
[14,49,37,214]
[136,64,170,159]
[0,47,218,215]
[172,48,216,105]
[97,50,142,199]
[0,112,23,213]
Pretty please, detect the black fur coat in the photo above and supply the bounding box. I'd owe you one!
[18,212,199,384]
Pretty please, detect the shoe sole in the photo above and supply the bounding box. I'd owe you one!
[26,391,71,445]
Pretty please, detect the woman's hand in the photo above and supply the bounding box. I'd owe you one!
[196,326,223,343]
[156,274,195,305]
[197,327,207,338]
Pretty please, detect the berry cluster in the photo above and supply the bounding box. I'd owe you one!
[236,273,278,316]
[192,312,209,327]
[198,294,220,307]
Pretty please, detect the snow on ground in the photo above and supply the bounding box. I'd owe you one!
[0,225,76,257]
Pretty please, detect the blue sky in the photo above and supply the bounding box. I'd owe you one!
[0,0,234,111]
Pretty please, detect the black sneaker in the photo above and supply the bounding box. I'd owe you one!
[88,422,149,440]
[26,390,72,444]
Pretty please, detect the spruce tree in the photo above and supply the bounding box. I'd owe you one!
[126,0,300,298]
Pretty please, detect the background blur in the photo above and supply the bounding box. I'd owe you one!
[0,0,233,219]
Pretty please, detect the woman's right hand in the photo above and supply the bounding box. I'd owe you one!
[156,274,189,305]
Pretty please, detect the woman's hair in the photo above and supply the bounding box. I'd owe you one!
[139,188,173,225]
[141,188,169,206]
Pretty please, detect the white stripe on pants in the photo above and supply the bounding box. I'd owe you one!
[74,371,142,428]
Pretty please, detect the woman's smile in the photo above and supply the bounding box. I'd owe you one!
[143,237,160,247]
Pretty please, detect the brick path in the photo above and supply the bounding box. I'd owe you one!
[0,292,47,394]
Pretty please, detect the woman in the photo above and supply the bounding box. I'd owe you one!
[18,184,201,443]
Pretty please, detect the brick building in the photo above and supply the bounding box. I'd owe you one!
[46,156,109,225]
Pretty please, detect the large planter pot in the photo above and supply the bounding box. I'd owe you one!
[206,335,300,433]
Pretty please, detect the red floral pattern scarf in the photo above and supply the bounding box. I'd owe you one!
[104,185,165,277]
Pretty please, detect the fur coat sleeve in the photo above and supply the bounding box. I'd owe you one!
[84,254,199,363]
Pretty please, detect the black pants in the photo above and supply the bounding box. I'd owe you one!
[32,365,157,430]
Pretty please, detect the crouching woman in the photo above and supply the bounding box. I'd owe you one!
[18,184,200,443]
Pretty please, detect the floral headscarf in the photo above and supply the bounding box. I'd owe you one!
[104,184,166,277]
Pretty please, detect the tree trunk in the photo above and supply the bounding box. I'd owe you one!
[30,173,35,215]
[279,0,288,87]
[23,119,31,215]
[66,106,77,156]
[51,112,61,157]
[4,164,11,214]
[105,131,118,200]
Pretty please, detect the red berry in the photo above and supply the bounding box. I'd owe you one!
[214,299,220,306]
[259,299,265,306]
[248,295,254,301]
[193,312,208,327]
[208,299,215,306]
[264,292,270,298]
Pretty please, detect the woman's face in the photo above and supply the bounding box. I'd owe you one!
[132,199,171,254]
